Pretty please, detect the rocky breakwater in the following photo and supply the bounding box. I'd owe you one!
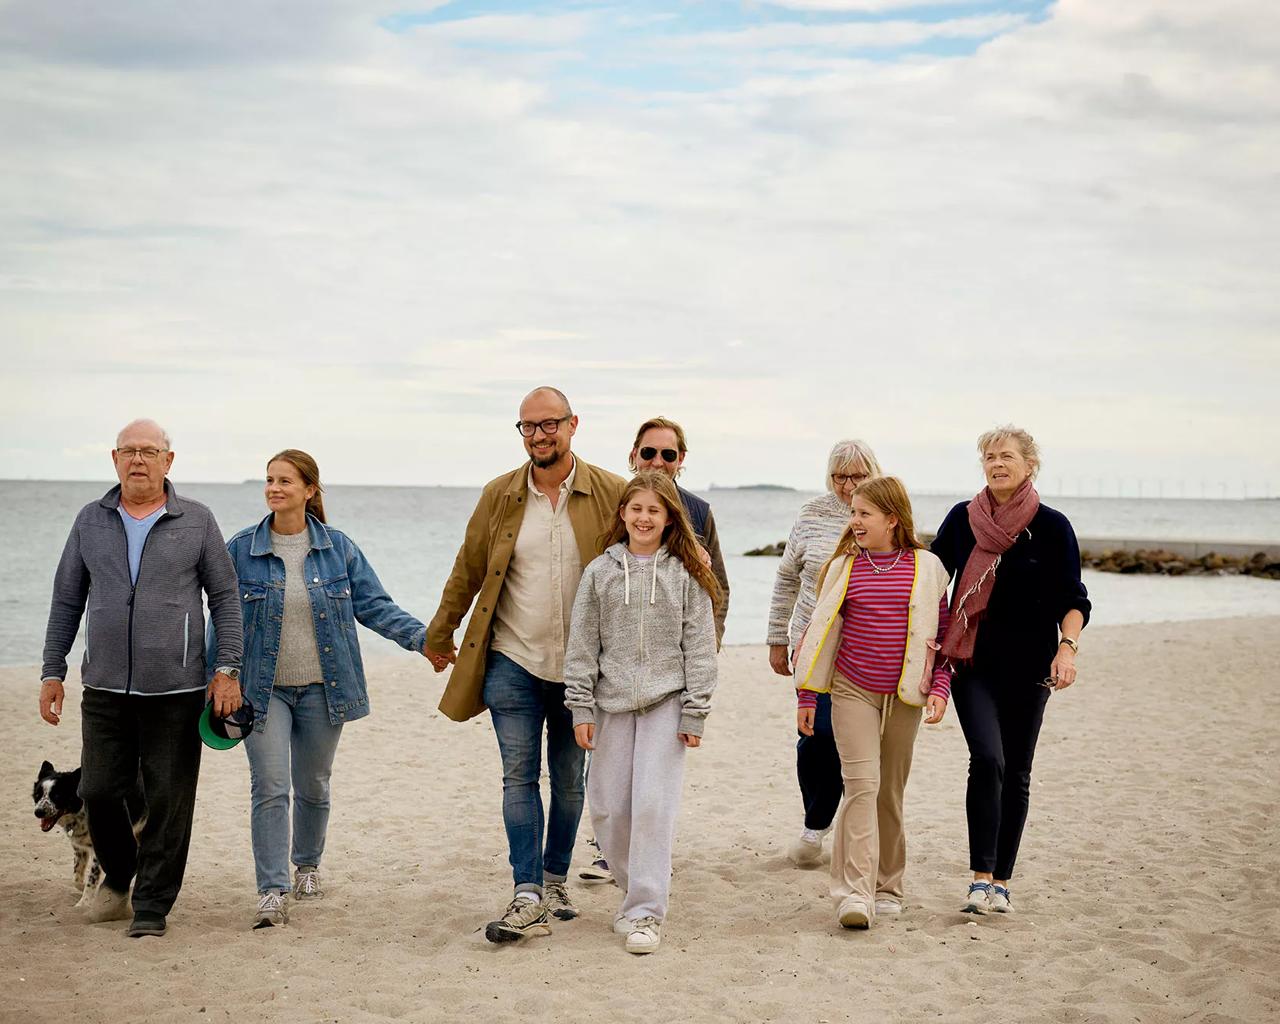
[1084,548,1280,579]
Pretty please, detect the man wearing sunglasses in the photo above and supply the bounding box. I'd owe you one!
[425,387,626,943]
[39,418,243,939]
[628,417,730,645]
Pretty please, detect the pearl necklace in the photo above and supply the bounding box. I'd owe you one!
[861,546,905,574]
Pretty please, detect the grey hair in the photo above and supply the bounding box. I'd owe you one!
[977,425,1041,479]
[116,418,172,449]
[825,439,883,493]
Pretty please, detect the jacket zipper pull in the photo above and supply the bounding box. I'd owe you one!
[128,588,136,607]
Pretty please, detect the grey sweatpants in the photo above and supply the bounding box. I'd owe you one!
[587,693,687,922]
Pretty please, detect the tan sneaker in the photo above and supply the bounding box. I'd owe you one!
[543,881,579,921]
[253,891,289,929]
[625,916,661,954]
[84,885,131,923]
[293,866,323,899]
[484,896,552,943]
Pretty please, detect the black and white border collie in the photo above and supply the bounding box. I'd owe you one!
[33,761,146,907]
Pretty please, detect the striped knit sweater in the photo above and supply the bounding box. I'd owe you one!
[796,549,952,709]
[767,492,850,648]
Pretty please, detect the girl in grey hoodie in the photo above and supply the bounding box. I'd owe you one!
[564,470,721,955]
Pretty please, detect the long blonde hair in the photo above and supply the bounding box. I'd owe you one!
[605,471,722,610]
[818,476,923,590]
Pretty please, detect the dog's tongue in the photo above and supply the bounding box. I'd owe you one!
[40,816,59,832]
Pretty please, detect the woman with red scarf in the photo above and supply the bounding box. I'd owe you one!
[931,426,1091,915]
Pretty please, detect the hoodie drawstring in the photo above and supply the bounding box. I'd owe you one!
[621,548,660,606]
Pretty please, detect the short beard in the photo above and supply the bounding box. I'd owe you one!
[530,448,564,470]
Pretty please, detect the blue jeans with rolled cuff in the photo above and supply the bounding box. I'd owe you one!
[482,652,585,896]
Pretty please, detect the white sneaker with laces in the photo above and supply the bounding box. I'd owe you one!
[989,885,1013,913]
[253,891,289,929]
[962,881,992,914]
[612,911,632,935]
[787,828,825,867]
[874,896,902,916]
[837,896,871,929]
[625,916,661,954]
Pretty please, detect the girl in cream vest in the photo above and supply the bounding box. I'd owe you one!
[792,477,952,929]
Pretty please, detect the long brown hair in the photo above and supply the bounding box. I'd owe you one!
[818,476,923,590]
[267,449,326,523]
[605,470,721,610]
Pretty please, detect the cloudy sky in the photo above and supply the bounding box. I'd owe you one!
[3,0,1277,495]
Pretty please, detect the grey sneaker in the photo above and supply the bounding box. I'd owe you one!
[625,916,661,954]
[787,828,825,868]
[962,881,992,915]
[543,881,579,921]
[84,885,131,923]
[989,885,1013,913]
[293,865,323,899]
[253,891,289,929]
[484,896,552,943]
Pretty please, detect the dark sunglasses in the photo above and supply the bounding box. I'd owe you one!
[639,446,679,463]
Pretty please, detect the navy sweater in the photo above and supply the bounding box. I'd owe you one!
[930,501,1091,682]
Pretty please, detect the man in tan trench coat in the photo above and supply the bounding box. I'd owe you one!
[426,386,625,943]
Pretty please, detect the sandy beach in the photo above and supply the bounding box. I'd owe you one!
[2,617,1277,1024]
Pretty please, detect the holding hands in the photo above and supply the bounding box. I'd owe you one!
[424,642,456,672]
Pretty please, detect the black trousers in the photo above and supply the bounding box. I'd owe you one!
[80,687,205,916]
[952,669,1051,880]
[796,691,843,831]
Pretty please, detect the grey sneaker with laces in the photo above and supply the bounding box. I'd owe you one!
[962,881,992,914]
[484,896,552,943]
[254,890,289,929]
[989,885,1013,913]
[543,881,579,921]
[293,865,323,899]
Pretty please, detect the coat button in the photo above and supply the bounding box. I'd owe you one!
[329,681,337,687]
[481,607,487,613]
[313,577,319,583]
[319,612,327,620]
[494,570,501,576]
[324,646,331,653]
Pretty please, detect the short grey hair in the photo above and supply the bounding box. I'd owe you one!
[116,418,172,449]
[977,425,1041,479]
[825,439,883,493]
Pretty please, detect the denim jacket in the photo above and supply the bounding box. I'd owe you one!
[207,513,427,728]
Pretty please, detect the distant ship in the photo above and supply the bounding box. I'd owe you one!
[706,483,796,492]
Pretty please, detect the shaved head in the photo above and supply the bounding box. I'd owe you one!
[520,387,572,418]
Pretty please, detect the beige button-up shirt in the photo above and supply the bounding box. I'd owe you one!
[490,458,584,683]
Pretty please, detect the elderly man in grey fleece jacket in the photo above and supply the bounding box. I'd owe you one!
[39,419,243,939]
[563,541,717,938]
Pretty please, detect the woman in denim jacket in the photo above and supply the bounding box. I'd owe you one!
[210,449,430,929]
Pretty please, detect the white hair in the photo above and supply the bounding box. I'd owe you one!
[824,439,883,493]
[116,419,171,449]
[977,425,1041,479]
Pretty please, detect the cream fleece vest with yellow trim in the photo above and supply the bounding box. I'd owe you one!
[793,549,951,707]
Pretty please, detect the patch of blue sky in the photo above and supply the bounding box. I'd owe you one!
[380,1,1055,93]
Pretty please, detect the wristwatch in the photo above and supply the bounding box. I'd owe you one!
[1058,637,1079,654]
[216,666,241,680]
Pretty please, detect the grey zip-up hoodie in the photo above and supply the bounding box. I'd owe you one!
[41,481,243,695]
[563,542,717,737]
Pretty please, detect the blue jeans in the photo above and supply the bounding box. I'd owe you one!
[797,691,843,831]
[244,684,344,893]
[482,652,585,895]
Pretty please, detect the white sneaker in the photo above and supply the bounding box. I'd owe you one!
[625,916,661,954]
[962,881,992,915]
[253,891,289,929]
[612,911,632,935]
[787,828,825,867]
[989,885,1013,913]
[84,885,131,923]
[874,896,902,916]
[837,896,871,929]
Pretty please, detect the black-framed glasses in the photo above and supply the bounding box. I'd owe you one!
[515,416,572,437]
[639,446,679,463]
[831,471,870,486]
[115,447,168,462]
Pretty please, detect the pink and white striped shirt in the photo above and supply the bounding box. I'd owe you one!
[797,548,951,709]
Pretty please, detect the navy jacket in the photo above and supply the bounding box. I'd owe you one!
[931,501,1091,682]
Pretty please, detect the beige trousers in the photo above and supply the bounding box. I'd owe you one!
[829,670,922,907]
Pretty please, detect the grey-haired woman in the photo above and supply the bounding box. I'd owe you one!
[766,439,884,865]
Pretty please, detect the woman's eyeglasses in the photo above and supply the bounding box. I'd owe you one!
[831,472,870,486]
[639,447,679,463]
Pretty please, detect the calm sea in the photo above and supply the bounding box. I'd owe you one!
[4,481,1279,670]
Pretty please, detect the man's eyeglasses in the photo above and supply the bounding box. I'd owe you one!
[115,447,168,462]
[831,472,870,486]
[515,416,572,437]
[639,447,680,464]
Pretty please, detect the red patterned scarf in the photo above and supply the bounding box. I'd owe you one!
[941,479,1040,662]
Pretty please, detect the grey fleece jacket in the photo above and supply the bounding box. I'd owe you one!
[563,542,718,737]
[41,481,243,695]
